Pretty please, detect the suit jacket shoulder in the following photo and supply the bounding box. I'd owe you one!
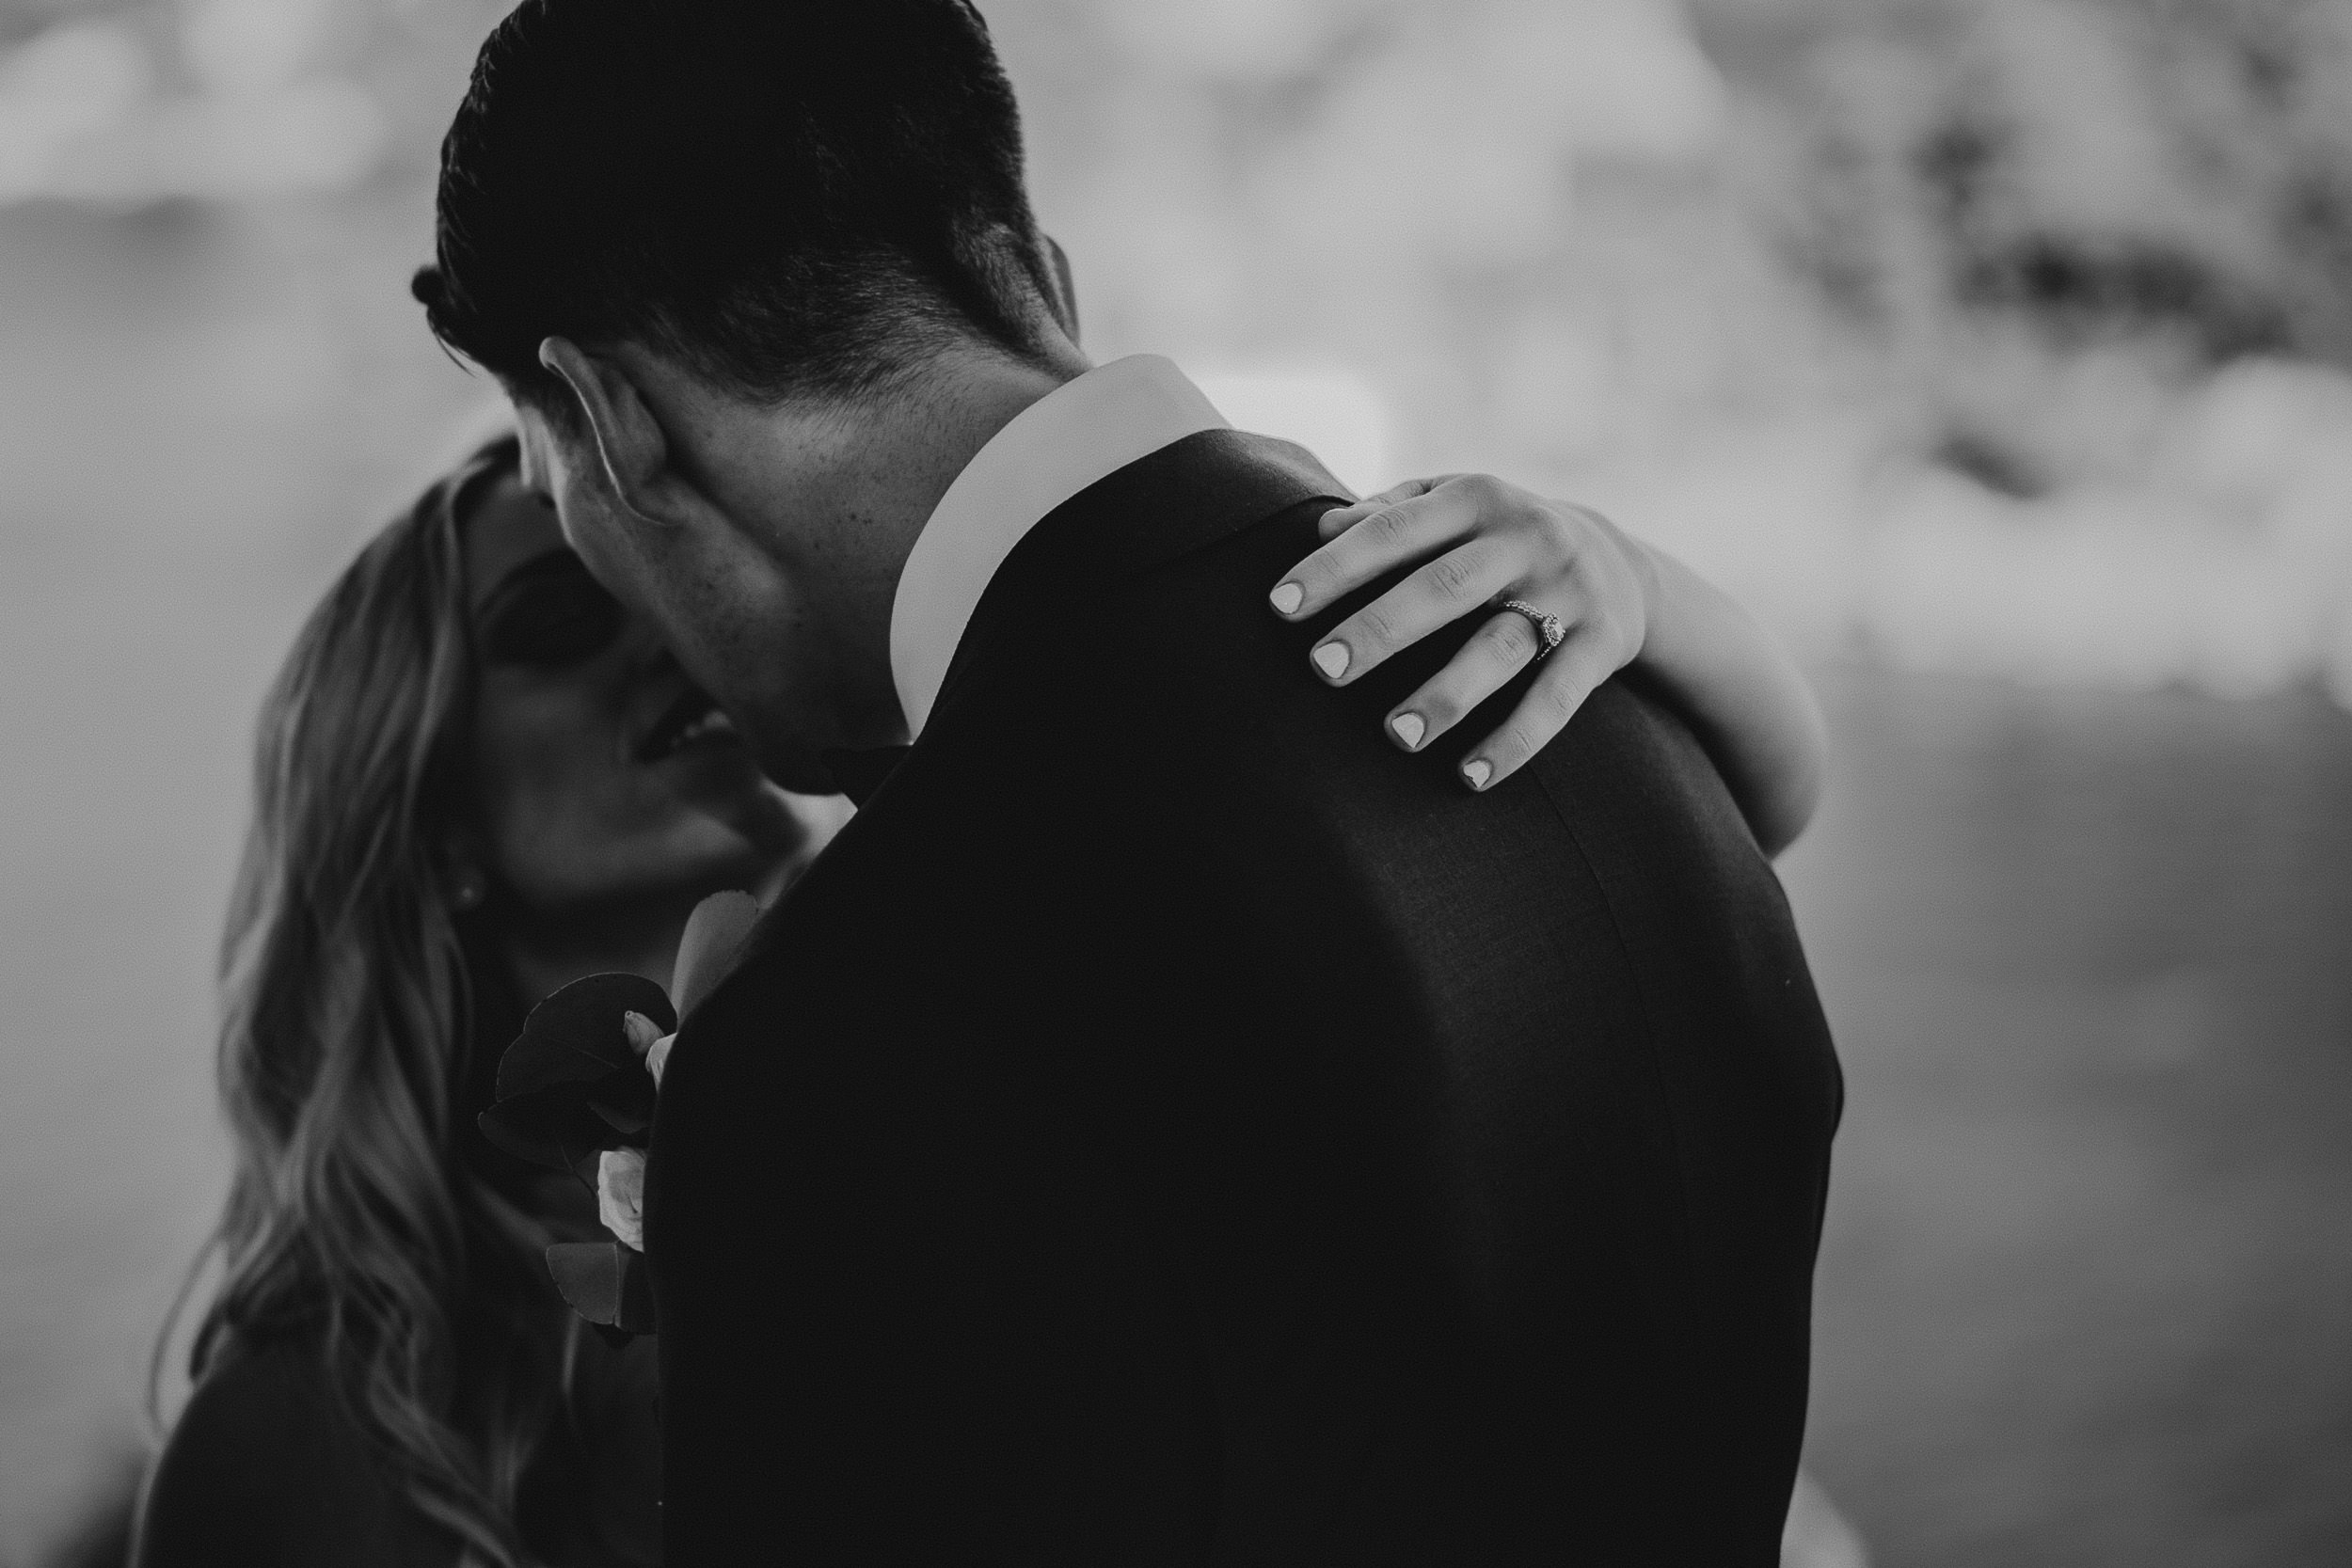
[648,428,1838,1566]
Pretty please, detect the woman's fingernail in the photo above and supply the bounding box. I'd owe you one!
[1391,712,1425,749]
[1462,758,1493,790]
[1269,581,1305,615]
[1312,642,1350,680]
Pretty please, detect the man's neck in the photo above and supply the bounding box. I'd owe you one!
[883,345,1093,562]
[883,353,1232,740]
[762,342,1091,745]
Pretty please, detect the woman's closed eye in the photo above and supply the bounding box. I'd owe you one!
[478,551,628,670]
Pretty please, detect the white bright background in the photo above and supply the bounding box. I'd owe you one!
[4,2,2351,1563]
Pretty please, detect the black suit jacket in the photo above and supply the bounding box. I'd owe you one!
[646,430,1841,1564]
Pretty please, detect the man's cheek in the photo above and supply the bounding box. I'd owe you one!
[551,473,602,555]
[553,490,634,599]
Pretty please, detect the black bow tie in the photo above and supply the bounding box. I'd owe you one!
[821,745,913,808]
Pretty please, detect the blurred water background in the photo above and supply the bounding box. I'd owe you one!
[4,1,2350,1562]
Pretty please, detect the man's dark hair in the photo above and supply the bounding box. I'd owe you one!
[413,0,1060,404]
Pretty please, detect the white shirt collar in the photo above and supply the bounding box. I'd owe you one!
[888,354,1227,738]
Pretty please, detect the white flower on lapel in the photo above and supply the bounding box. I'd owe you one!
[592,889,765,1250]
[629,888,764,1093]
[597,1148,647,1251]
[621,1009,675,1090]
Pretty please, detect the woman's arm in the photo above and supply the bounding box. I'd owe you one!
[1624,543,1826,857]
[1267,474,1827,856]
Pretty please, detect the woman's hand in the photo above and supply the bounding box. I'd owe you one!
[1268,475,1657,791]
[1267,473,1826,854]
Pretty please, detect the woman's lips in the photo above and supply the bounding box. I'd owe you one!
[637,688,741,762]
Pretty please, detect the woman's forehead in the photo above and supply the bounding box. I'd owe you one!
[463,472,570,611]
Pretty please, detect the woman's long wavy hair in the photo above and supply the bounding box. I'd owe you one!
[164,436,580,1567]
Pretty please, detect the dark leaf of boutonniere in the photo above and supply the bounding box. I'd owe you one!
[495,974,677,1102]
[546,1240,658,1334]
[478,1084,643,1176]
[585,1066,657,1135]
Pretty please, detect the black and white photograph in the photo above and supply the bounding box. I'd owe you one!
[3,1,2349,1564]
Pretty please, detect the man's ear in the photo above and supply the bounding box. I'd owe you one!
[1042,234,1080,343]
[537,337,681,531]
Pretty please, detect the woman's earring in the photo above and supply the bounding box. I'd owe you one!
[451,871,487,912]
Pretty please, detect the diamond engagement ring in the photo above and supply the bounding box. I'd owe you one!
[1500,599,1567,658]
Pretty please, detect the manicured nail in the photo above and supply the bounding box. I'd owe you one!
[1462,758,1493,790]
[1311,642,1349,680]
[1391,711,1425,749]
[1269,581,1304,615]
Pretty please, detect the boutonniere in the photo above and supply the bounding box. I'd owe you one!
[480,890,763,1339]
